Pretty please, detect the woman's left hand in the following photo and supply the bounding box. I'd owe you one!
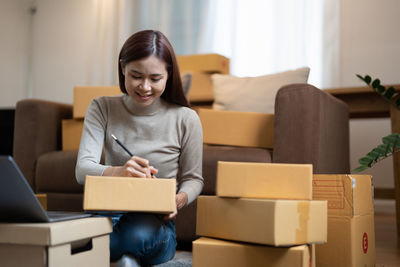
[163,192,188,221]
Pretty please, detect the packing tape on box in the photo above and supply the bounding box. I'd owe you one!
[296,201,310,243]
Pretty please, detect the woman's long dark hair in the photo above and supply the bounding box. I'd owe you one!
[118,30,189,107]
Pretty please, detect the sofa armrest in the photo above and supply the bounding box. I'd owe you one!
[273,83,350,174]
[13,99,73,189]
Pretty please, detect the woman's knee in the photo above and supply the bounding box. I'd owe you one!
[118,213,164,252]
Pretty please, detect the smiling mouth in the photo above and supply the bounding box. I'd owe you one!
[135,92,153,99]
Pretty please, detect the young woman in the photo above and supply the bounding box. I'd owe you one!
[75,30,204,266]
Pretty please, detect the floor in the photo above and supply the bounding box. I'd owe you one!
[375,213,400,267]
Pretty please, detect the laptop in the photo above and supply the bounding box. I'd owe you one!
[0,155,92,223]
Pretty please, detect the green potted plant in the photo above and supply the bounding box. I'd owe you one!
[352,75,400,172]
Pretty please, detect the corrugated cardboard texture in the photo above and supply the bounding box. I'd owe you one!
[196,196,327,246]
[217,161,312,199]
[84,176,177,213]
[312,174,376,267]
[186,72,214,102]
[313,174,373,217]
[177,53,230,74]
[193,237,315,267]
[0,217,112,246]
[198,109,274,148]
[73,86,121,118]
[62,119,84,151]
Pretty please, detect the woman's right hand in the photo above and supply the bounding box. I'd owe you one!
[103,156,158,178]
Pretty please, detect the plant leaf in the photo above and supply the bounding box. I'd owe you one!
[365,75,371,84]
[352,165,369,173]
[377,85,386,94]
[385,87,395,99]
[359,157,373,166]
[372,79,381,88]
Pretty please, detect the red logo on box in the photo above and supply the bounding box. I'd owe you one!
[362,232,368,254]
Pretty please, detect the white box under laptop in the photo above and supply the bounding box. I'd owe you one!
[0,217,112,267]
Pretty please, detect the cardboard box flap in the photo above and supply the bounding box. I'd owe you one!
[312,174,373,217]
[0,217,112,246]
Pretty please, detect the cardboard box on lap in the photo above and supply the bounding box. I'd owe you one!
[0,217,112,267]
[217,161,312,199]
[177,53,230,74]
[193,237,315,267]
[198,109,274,148]
[312,174,376,267]
[73,86,121,118]
[196,196,327,246]
[62,119,84,151]
[84,176,177,214]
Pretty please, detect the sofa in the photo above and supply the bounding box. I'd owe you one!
[13,83,350,249]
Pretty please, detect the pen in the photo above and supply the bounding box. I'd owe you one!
[111,134,154,177]
[111,134,133,157]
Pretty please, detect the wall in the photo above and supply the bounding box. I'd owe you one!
[0,0,30,108]
[30,0,98,104]
[339,0,400,211]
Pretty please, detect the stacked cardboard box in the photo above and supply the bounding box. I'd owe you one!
[177,53,229,103]
[61,86,121,151]
[312,174,376,267]
[193,161,328,267]
[198,108,274,149]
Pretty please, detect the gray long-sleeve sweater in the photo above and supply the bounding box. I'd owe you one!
[75,94,204,205]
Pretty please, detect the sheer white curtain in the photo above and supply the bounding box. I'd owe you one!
[88,0,340,88]
[197,0,340,88]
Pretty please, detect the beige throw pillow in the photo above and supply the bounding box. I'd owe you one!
[212,67,310,113]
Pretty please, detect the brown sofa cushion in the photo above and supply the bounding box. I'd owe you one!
[36,150,82,193]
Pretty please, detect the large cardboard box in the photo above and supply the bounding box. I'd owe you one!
[193,237,315,267]
[62,119,84,151]
[84,176,176,214]
[217,161,312,199]
[177,53,230,74]
[312,174,376,267]
[198,109,274,148]
[186,72,214,102]
[73,86,121,118]
[0,217,112,267]
[196,196,327,246]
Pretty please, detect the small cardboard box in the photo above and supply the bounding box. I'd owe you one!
[62,119,84,151]
[198,109,274,148]
[186,72,214,102]
[196,196,327,246]
[193,237,315,267]
[84,176,177,214]
[73,86,121,118]
[0,217,112,267]
[177,53,230,74]
[313,174,376,267]
[217,161,312,199]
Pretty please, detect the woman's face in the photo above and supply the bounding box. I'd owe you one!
[121,55,169,107]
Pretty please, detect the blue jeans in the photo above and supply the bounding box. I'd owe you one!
[109,213,176,265]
